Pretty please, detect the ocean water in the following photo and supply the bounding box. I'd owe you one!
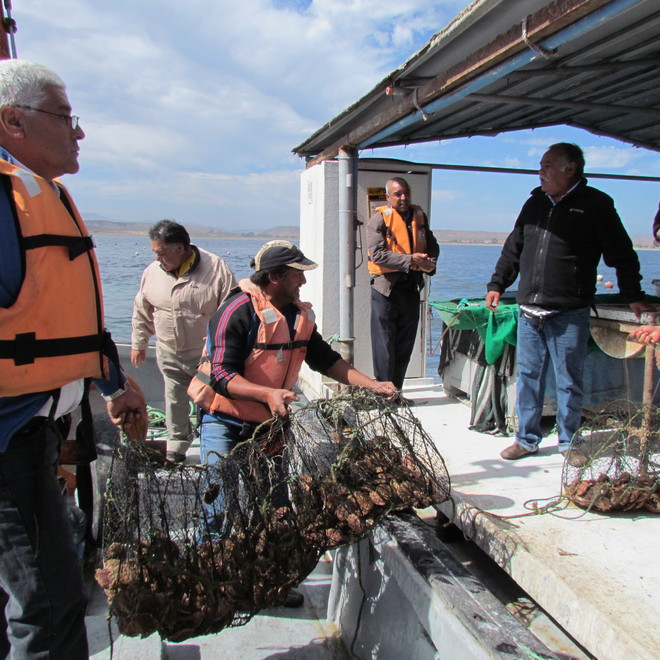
[94,235,660,380]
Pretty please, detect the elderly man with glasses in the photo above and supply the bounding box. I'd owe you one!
[0,59,146,658]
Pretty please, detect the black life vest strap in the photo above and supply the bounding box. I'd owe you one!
[252,340,309,351]
[46,387,61,421]
[22,234,95,260]
[76,379,98,462]
[195,369,212,386]
[0,332,105,366]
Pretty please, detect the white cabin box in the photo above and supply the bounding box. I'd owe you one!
[297,158,434,400]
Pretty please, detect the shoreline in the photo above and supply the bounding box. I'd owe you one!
[92,231,296,241]
[92,234,659,250]
[89,229,657,251]
[430,241,658,250]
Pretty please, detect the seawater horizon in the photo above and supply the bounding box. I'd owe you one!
[94,235,660,381]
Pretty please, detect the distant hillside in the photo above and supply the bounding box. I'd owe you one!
[84,220,654,250]
[435,230,508,245]
[434,229,655,250]
[85,219,299,240]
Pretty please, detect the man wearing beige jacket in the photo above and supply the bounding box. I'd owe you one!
[131,220,236,461]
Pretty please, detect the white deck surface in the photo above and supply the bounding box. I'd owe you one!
[85,381,659,659]
[409,383,659,660]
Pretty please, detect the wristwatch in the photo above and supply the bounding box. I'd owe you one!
[101,381,130,402]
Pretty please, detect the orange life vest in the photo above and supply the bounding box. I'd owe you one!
[367,204,428,275]
[0,160,107,396]
[188,286,316,423]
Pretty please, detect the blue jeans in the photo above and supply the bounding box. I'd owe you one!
[198,414,244,541]
[200,413,243,462]
[515,307,590,452]
[0,420,88,659]
[198,414,289,540]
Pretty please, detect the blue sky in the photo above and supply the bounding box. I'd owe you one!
[11,0,660,236]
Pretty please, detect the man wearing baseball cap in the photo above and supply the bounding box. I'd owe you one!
[188,241,396,604]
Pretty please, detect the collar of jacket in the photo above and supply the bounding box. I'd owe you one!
[530,177,588,201]
[162,244,201,277]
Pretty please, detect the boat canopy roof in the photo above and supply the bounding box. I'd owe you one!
[293,0,660,163]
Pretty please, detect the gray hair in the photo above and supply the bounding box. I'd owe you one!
[386,177,410,195]
[0,60,66,109]
[548,142,585,177]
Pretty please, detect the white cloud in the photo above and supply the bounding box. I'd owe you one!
[9,1,659,236]
[11,0,457,229]
[583,145,644,170]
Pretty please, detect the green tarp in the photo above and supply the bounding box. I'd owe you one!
[428,298,518,365]
[429,293,660,366]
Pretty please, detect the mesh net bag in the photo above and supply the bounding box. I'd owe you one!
[562,404,660,513]
[96,388,451,641]
[284,388,451,547]
[96,441,323,641]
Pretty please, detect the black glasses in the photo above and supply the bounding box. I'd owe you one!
[16,105,80,130]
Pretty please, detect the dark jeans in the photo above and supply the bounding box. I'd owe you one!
[198,414,288,541]
[0,419,88,659]
[370,280,421,389]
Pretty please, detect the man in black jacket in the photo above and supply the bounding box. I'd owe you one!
[485,143,652,464]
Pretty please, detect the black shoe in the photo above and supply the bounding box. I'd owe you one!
[166,451,186,463]
[283,589,304,608]
[397,395,415,406]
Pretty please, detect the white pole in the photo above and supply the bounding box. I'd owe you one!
[338,148,356,365]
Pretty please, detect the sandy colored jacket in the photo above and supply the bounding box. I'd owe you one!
[131,245,237,359]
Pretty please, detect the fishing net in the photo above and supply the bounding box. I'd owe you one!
[562,404,660,513]
[96,388,451,642]
[285,388,451,547]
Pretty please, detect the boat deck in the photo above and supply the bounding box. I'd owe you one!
[85,371,658,659]
[410,383,659,660]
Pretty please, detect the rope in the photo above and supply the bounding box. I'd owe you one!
[324,333,354,344]
[413,88,429,121]
[144,403,198,441]
[521,17,557,59]
[438,491,603,546]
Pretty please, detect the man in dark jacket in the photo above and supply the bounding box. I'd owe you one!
[485,142,653,464]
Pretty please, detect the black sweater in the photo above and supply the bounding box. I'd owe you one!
[487,179,644,308]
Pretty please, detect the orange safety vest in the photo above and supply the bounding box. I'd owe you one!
[367,204,428,275]
[188,287,316,423]
[0,160,107,396]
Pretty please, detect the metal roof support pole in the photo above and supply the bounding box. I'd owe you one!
[338,147,356,366]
